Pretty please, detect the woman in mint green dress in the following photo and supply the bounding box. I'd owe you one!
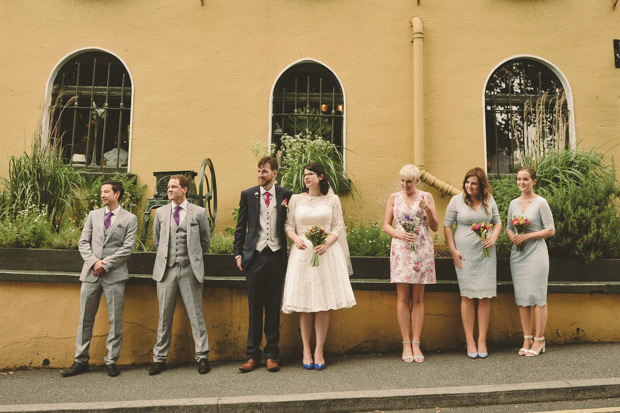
[506,167,555,357]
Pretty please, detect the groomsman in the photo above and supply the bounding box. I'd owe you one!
[149,175,211,375]
[234,157,292,372]
[61,181,138,377]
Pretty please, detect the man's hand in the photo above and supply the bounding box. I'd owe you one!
[92,260,108,276]
[236,256,243,271]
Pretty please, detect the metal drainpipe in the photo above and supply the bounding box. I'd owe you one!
[411,17,461,197]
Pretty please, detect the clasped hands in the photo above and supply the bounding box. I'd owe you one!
[511,233,530,245]
[92,259,108,276]
[294,238,328,255]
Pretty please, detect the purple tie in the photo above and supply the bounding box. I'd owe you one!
[174,205,181,225]
[104,211,113,229]
[265,192,271,207]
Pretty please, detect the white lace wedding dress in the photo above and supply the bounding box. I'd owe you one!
[281,193,356,314]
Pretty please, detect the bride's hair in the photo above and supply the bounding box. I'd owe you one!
[303,162,330,195]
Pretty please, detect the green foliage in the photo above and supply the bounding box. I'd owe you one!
[284,107,332,138]
[491,147,620,262]
[208,231,234,254]
[0,140,86,230]
[278,130,355,196]
[346,222,391,257]
[0,206,81,249]
[86,173,146,215]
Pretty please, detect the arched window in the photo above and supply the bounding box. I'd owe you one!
[47,50,132,172]
[485,58,571,175]
[271,61,344,148]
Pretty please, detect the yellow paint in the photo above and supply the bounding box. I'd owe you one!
[0,1,619,236]
[0,281,618,369]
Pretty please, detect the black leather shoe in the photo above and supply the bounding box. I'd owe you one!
[198,359,210,374]
[106,363,120,377]
[60,362,89,377]
[149,362,166,376]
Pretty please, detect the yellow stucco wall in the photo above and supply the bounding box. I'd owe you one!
[1,1,619,234]
[1,281,618,369]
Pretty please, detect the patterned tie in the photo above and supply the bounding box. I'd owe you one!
[173,205,181,225]
[104,211,113,229]
[265,192,271,207]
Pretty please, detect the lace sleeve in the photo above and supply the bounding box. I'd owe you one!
[284,194,297,233]
[330,195,345,238]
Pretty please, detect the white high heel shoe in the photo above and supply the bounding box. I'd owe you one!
[526,337,546,357]
[401,341,414,363]
[518,335,533,356]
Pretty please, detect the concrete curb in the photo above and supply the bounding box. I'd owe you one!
[1,377,619,412]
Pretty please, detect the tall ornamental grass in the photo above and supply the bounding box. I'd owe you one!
[0,140,85,230]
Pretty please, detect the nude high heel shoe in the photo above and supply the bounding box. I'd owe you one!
[525,337,546,357]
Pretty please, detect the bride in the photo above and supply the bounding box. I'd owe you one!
[281,162,356,370]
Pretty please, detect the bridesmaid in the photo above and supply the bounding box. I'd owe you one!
[382,164,439,363]
[444,168,502,359]
[506,167,555,357]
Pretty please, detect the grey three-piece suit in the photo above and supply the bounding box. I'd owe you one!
[76,206,138,365]
[152,202,211,362]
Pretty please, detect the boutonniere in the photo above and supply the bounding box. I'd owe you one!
[254,192,259,199]
[281,198,289,208]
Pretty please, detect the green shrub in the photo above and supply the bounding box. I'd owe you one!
[86,173,146,216]
[491,148,620,262]
[346,221,391,257]
[208,231,234,254]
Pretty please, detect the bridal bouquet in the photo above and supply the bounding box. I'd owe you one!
[305,225,328,267]
[471,221,493,258]
[399,214,420,252]
[511,215,530,252]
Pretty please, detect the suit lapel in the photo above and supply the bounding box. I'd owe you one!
[253,186,261,232]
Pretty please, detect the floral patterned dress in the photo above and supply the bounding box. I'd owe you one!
[390,191,436,284]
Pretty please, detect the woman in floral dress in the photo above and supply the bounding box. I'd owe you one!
[382,164,439,363]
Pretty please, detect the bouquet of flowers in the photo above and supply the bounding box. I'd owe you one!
[399,214,420,252]
[471,221,493,258]
[511,215,530,252]
[305,225,328,267]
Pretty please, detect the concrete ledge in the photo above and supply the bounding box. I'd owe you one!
[2,269,619,294]
[1,378,619,412]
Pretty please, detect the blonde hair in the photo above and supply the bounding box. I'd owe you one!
[399,164,420,181]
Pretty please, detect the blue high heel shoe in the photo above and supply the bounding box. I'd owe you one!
[302,362,314,370]
[314,362,326,370]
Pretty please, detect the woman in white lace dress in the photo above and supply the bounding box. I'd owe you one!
[281,162,356,370]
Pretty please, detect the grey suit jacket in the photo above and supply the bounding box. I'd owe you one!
[78,207,138,284]
[152,202,211,283]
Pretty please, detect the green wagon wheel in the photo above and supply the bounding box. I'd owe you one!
[198,158,217,232]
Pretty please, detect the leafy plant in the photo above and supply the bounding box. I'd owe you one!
[86,173,146,216]
[0,139,85,230]
[346,222,391,257]
[208,231,234,254]
[278,130,355,196]
[284,107,332,138]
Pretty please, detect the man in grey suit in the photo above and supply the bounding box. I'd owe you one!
[61,181,138,378]
[149,174,211,375]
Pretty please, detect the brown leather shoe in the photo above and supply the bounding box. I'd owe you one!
[238,359,259,373]
[266,358,280,372]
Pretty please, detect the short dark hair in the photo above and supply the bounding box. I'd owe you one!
[303,162,330,195]
[102,181,125,200]
[169,174,190,190]
[258,156,278,171]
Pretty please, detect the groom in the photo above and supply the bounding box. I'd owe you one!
[234,156,292,373]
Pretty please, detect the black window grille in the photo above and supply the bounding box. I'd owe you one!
[48,51,132,172]
[272,62,344,148]
[485,58,569,176]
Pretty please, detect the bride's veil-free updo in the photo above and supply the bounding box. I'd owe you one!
[303,162,330,195]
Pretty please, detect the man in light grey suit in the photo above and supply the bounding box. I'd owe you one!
[61,181,138,378]
[149,174,211,375]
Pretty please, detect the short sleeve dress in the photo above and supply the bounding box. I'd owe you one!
[389,191,436,284]
[444,195,501,299]
[506,196,555,307]
[281,193,356,314]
